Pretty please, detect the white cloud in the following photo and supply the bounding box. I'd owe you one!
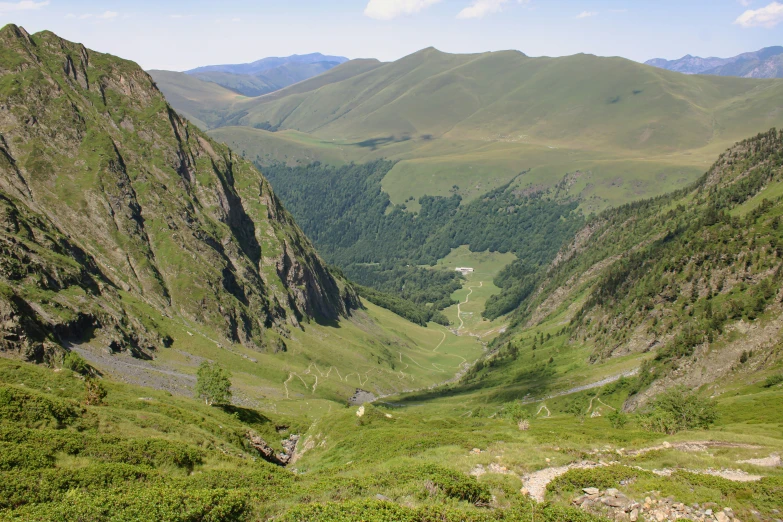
[96,11,118,20]
[457,0,507,19]
[364,0,442,20]
[738,0,752,6]
[231,17,240,22]
[735,1,783,27]
[0,0,48,13]
[457,0,531,19]
[576,10,598,18]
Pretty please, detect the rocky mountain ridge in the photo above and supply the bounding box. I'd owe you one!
[0,25,358,364]
[487,129,783,406]
[645,46,783,78]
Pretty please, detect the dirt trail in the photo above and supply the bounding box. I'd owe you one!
[520,441,765,502]
[458,282,483,330]
[522,368,640,404]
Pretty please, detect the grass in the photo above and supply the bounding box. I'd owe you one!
[193,48,783,214]
[76,291,485,409]
[432,246,517,336]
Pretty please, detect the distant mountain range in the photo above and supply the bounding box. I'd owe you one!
[645,46,783,78]
[186,52,349,75]
[180,53,349,97]
[151,53,350,98]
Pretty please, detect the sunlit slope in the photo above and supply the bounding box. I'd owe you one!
[147,69,244,129]
[150,59,384,131]
[204,49,783,210]
[229,48,783,151]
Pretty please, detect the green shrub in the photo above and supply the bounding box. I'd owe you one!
[762,374,783,388]
[0,442,54,471]
[82,438,204,470]
[1,486,248,521]
[195,362,232,406]
[0,426,85,455]
[425,466,491,504]
[0,386,81,427]
[84,378,107,406]
[62,352,90,376]
[0,463,154,509]
[607,410,628,429]
[280,499,607,521]
[547,465,653,495]
[640,386,718,434]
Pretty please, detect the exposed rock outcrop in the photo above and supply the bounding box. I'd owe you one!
[0,25,359,362]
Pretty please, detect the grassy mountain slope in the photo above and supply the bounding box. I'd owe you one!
[188,70,278,98]
[465,129,783,409]
[185,53,349,75]
[198,48,783,212]
[646,46,783,78]
[0,25,489,409]
[0,24,362,360]
[146,69,245,129]
[231,48,783,150]
[151,59,383,131]
[191,61,346,98]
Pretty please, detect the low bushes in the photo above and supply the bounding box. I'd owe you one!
[639,387,718,434]
[0,486,248,522]
[0,442,54,471]
[547,465,652,495]
[280,499,606,522]
[0,386,81,427]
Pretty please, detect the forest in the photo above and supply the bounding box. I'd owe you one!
[262,160,584,322]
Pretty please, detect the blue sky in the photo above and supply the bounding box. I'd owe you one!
[1,0,782,70]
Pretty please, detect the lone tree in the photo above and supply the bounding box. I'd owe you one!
[195,362,232,406]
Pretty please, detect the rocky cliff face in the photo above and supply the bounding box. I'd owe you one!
[0,25,359,363]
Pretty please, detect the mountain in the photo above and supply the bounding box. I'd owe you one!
[2,24,783,522]
[188,47,783,219]
[644,55,734,75]
[183,47,783,323]
[185,52,349,76]
[154,53,353,99]
[646,46,783,78]
[145,69,245,129]
[482,129,783,408]
[190,61,339,97]
[0,24,359,365]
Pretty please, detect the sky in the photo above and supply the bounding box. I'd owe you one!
[0,0,782,71]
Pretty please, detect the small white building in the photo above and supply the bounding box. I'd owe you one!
[455,267,474,275]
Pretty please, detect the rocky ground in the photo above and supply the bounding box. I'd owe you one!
[571,487,781,522]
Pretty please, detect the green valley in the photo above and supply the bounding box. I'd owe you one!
[179,48,783,214]
[3,16,783,522]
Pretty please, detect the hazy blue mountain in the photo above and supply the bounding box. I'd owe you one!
[645,46,783,78]
[186,53,349,75]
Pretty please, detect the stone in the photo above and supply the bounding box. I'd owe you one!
[606,488,620,496]
[655,511,667,522]
[583,487,600,496]
[375,494,391,502]
[715,513,730,522]
[630,508,639,522]
[662,441,672,448]
[356,405,365,417]
[520,488,529,496]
